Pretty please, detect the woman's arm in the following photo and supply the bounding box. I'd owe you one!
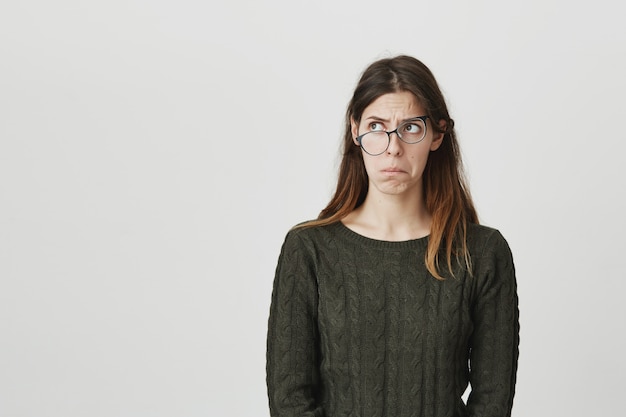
[266,231,325,417]
[467,230,520,417]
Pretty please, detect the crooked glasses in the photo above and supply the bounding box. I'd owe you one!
[356,116,429,156]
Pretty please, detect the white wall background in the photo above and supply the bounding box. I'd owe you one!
[1,1,624,416]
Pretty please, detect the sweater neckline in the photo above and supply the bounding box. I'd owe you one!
[331,221,430,250]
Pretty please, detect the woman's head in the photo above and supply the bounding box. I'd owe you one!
[326,56,462,215]
[314,55,477,278]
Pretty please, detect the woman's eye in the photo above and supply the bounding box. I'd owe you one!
[403,123,422,133]
[369,122,384,131]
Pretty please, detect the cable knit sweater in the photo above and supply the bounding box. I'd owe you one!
[266,222,519,417]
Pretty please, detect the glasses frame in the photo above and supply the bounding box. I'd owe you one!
[356,116,430,156]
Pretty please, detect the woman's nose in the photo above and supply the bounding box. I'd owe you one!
[386,131,403,155]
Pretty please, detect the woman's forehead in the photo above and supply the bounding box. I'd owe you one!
[361,92,425,120]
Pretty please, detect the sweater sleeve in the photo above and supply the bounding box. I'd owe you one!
[266,231,325,417]
[466,230,519,417]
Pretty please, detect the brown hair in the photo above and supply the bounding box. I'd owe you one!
[300,55,478,279]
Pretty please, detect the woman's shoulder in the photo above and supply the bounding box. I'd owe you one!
[276,221,351,264]
[282,220,342,245]
[466,223,512,258]
[467,222,500,240]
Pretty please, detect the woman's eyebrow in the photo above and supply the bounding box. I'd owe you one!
[364,115,421,123]
[363,115,390,122]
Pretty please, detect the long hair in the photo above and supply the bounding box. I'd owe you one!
[300,55,478,279]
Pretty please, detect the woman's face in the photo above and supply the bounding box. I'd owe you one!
[351,91,444,198]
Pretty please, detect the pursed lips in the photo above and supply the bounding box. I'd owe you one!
[381,167,405,174]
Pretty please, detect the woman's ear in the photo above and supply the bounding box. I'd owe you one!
[351,118,359,145]
[430,119,446,151]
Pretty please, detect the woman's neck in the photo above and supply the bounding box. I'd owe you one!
[342,188,431,241]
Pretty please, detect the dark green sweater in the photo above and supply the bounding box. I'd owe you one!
[267,222,519,417]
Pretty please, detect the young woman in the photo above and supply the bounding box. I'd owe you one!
[266,55,519,417]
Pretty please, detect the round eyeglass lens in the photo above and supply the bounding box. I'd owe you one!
[398,119,427,143]
[360,132,389,155]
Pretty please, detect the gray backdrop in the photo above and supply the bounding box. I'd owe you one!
[1,0,624,416]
